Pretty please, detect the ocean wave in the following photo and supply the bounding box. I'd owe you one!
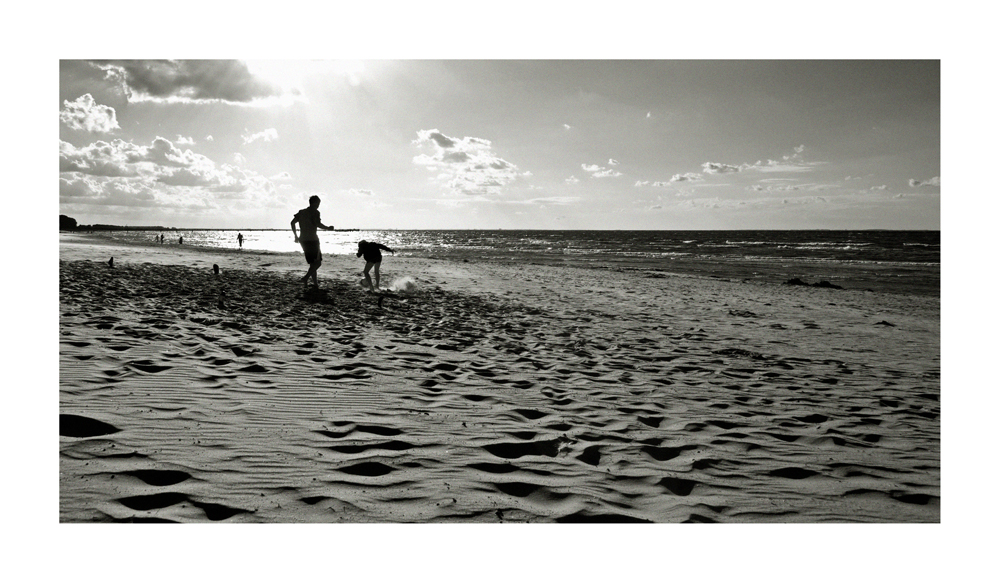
[82,229,938,269]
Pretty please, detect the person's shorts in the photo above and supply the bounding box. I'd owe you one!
[300,240,321,265]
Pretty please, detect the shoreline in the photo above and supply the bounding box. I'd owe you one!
[62,231,940,297]
[60,233,940,523]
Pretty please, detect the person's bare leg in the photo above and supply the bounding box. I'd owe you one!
[305,261,320,287]
[373,262,381,290]
[363,262,374,291]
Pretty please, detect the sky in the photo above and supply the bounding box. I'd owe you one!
[58,59,939,230]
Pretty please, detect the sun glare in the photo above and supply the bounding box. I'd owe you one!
[245,60,368,93]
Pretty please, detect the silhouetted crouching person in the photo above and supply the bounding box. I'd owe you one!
[291,195,334,288]
[357,240,394,292]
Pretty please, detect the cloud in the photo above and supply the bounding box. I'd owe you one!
[59,137,221,177]
[702,146,817,176]
[566,176,581,184]
[749,184,801,192]
[750,145,816,173]
[59,175,102,199]
[413,129,528,196]
[88,60,285,104]
[60,136,280,210]
[702,162,743,174]
[147,137,213,167]
[636,177,698,187]
[563,124,572,130]
[242,128,278,144]
[753,161,816,173]
[270,171,293,182]
[503,196,581,206]
[608,158,619,166]
[83,62,132,101]
[175,135,195,145]
[909,176,940,187]
[60,175,159,206]
[749,181,838,194]
[581,163,622,178]
[60,140,141,177]
[60,94,119,133]
[678,194,829,209]
[349,188,375,197]
[157,167,219,187]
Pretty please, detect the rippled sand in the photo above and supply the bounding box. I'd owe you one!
[59,234,939,523]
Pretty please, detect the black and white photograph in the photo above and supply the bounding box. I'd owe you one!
[24,2,991,581]
[58,58,941,524]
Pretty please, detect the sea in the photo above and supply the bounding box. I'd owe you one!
[87,229,940,297]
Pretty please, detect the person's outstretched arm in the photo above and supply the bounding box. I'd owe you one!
[315,210,334,231]
[290,217,299,242]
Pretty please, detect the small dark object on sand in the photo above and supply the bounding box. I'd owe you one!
[875,320,895,327]
[108,257,114,268]
[213,264,220,275]
[784,277,843,290]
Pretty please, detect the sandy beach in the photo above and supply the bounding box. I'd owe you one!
[59,232,940,523]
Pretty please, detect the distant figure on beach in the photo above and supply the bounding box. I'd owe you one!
[178,236,183,245]
[159,234,164,244]
[108,257,114,268]
[357,240,394,292]
[291,195,334,288]
[237,233,244,249]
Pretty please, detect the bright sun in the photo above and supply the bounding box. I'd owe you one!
[245,60,368,94]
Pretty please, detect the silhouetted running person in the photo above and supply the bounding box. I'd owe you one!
[237,232,244,249]
[291,195,334,288]
[357,240,394,292]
